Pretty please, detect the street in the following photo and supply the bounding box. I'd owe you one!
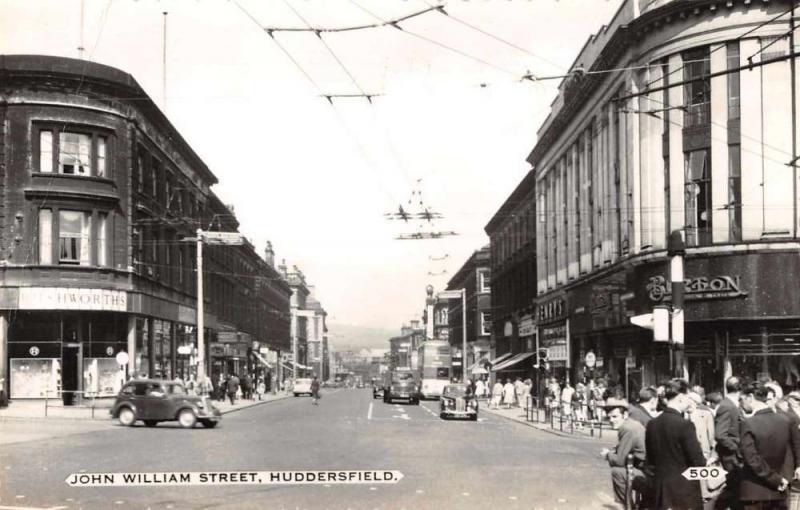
[0,388,614,510]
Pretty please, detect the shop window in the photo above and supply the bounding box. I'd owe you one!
[59,210,92,265]
[36,126,110,177]
[684,149,712,246]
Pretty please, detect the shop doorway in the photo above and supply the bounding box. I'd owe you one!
[62,343,82,405]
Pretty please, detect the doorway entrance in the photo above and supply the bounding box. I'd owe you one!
[62,343,82,405]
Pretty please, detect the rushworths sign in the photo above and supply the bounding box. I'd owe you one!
[18,287,127,312]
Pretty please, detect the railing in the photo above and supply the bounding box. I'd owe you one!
[524,395,610,439]
[44,389,110,418]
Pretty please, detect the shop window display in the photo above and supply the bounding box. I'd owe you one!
[83,358,124,396]
[10,358,59,398]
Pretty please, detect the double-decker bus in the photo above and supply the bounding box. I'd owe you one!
[417,340,452,399]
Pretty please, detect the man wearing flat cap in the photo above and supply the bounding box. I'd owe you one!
[600,397,647,504]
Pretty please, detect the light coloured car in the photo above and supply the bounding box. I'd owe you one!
[293,378,313,397]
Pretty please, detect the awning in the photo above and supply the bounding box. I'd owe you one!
[487,352,513,367]
[467,356,489,372]
[280,362,294,373]
[492,352,535,372]
[291,361,312,370]
[252,351,273,369]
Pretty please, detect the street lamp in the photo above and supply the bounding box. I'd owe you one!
[438,288,467,383]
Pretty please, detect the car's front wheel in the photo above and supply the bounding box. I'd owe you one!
[178,409,197,429]
[118,407,136,427]
[440,412,447,420]
[293,393,299,397]
[200,420,218,428]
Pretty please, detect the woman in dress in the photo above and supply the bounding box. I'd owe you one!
[502,378,516,409]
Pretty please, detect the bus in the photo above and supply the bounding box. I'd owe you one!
[417,340,452,399]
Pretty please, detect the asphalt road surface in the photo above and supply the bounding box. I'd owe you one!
[0,388,614,510]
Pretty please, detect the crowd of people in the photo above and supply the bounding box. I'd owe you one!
[600,376,800,509]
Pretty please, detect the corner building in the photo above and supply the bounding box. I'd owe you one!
[511,0,800,395]
[0,55,290,403]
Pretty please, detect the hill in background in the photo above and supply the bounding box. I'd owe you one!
[326,323,397,351]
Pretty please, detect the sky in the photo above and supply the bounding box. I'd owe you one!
[0,0,624,333]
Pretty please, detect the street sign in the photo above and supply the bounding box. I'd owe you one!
[437,290,463,299]
[630,313,654,329]
[625,357,636,369]
[201,231,246,245]
[177,345,193,355]
[682,466,727,481]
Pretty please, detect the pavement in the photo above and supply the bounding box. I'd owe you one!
[479,400,616,445]
[0,392,292,445]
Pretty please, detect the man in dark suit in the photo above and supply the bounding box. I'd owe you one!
[645,378,707,510]
[739,381,800,509]
[715,376,744,509]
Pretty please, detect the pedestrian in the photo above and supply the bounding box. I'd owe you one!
[491,379,503,409]
[738,381,800,508]
[520,379,532,411]
[574,382,587,425]
[311,375,321,405]
[687,391,720,507]
[706,391,723,416]
[600,397,648,506]
[475,377,486,401]
[502,378,515,409]
[513,377,524,407]
[241,373,252,400]
[561,381,575,420]
[226,373,240,405]
[644,378,706,510]
[629,386,658,428]
[715,376,744,510]
[256,378,265,401]
[218,374,228,402]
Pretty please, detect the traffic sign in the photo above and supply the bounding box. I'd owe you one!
[630,313,654,330]
[584,352,596,368]
[682,466,727,481]
[115,352,129,366]
[201,231,245,245]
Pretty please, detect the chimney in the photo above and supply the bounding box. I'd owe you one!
[264,241,275,268]
[278,259,288,278]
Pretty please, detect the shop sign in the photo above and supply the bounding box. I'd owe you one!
[29,346,40,356]
[537,297,566,323]
[19,287,127,311]
[540,324,568,361]
[646,275,747,303]
[519,315,535,337]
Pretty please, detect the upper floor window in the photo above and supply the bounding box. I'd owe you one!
[685,149,712,247]
[480,312,492,336]
[477,269,491,293]
[38,208,109,266]
[37,126,109,177]
[683,47,711,127]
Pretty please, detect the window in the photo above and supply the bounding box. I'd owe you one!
[59,210,92,265]
[37,126,110,177]
[39,209,109,266]
[728,144,742,241]
[38,209,53,264]
[683,47,711,127]
[727,42,741,120]
[480,312,492,336]
[685,149,712,246]
[477,269,491,293]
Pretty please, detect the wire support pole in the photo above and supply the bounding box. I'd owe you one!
[791,0,798,237]
[196,228,205,382]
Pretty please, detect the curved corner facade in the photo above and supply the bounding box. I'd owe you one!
[488,0,800,394]
[0,55,291,402]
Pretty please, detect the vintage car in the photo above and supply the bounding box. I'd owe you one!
[384,370,419,405]
[372,382,384,399]
[110,379,221,428]
[439,383,478,420]
[293,378,313,396]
